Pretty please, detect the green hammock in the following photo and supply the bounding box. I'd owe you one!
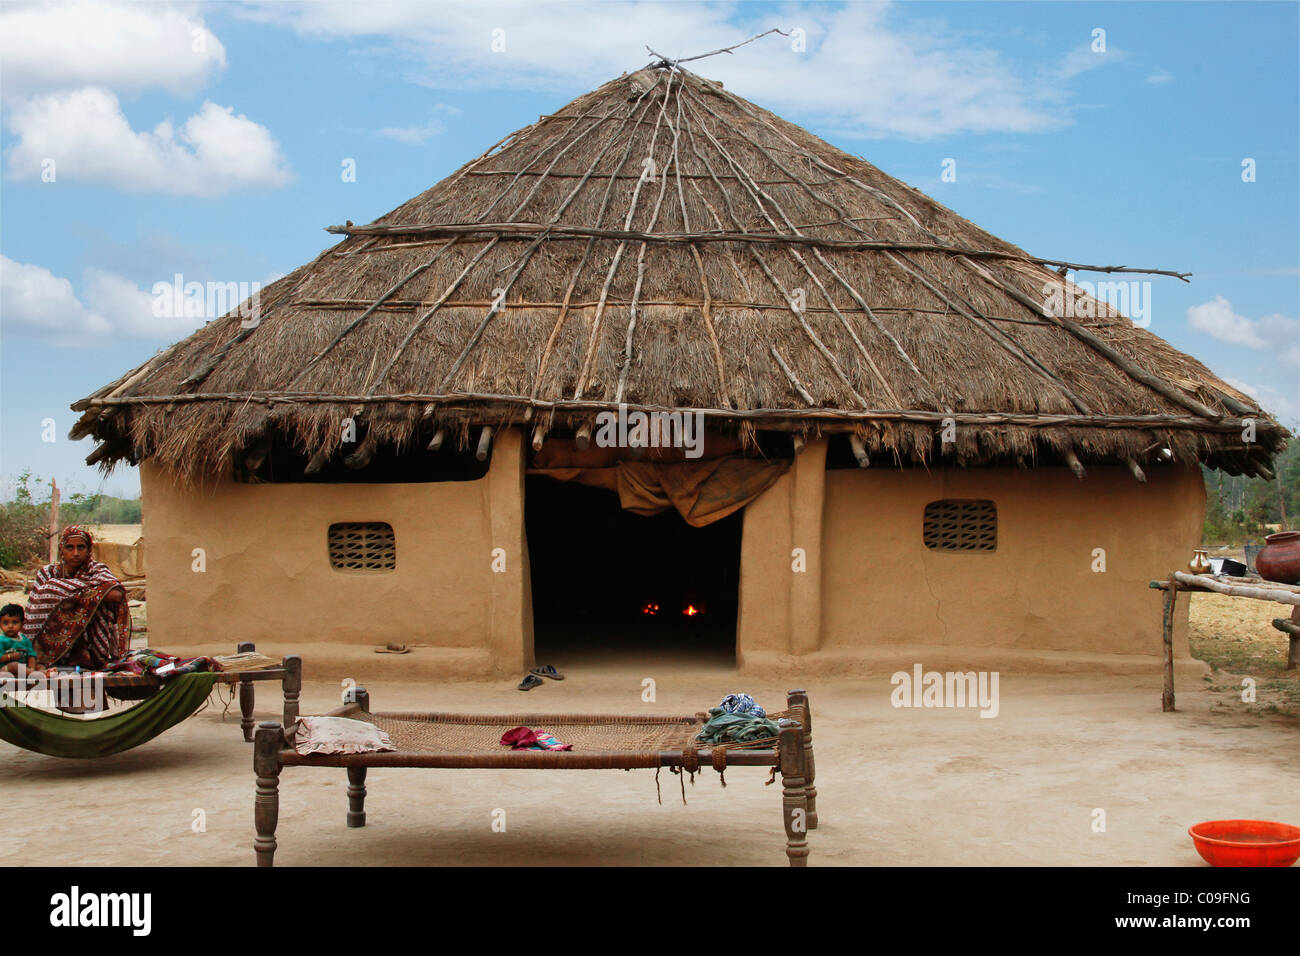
[0,673,219,758]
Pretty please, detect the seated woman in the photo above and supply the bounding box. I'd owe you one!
[24,525,131,671]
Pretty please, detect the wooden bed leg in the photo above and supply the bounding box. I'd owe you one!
[239,677,256,742]
[778,720,810,867]
[347,766,368,828]
[787,689,818,830]
[254,722,282,867]
[283,655,303,736]
[238,642,257,742]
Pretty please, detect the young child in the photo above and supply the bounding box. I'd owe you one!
[0,603,40,675]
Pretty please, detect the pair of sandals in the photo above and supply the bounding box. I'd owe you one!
[517,664,563,690]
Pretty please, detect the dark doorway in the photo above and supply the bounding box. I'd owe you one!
[525,475,741,666]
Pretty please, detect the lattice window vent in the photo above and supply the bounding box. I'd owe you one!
[328,522,396,571]
[922,500,997,553]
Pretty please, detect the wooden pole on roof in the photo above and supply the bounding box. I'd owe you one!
[1063,450,1086,479]
[848,433,870,468]
[475,426,494,462]
[427,427,447,452]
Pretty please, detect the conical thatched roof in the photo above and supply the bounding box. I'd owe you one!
[74,66,1285,480]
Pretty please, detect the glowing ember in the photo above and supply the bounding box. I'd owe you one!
[682,604,701,617]
[641,603,661,616]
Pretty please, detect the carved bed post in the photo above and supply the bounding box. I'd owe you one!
[347,767,368,828]
[778,719,810,867]
[282,655,303,747]
[253,722,282,867]
[237,642,256,742]
[787,689,817,830]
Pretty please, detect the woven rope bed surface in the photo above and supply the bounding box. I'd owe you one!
[359,711,706,755]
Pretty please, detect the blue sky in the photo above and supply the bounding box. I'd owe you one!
[2,0,1297,499]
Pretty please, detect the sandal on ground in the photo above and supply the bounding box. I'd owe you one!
[529,664,564,681]
[517,674,544,691]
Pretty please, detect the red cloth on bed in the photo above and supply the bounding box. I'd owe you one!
[500,726,573,751]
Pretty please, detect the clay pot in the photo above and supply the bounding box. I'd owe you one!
[1255,531,1300,584]
[1188,549,1211,574]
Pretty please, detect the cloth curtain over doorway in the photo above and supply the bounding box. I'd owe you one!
[530,457,789,527]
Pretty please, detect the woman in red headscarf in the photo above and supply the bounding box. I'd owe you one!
[23,525,131,670]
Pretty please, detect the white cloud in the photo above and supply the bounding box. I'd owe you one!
[1146,71,1174,85]
[240,1,1093,139]
[377,118,447,144]
[0,255,209,344]
[0,1,225,97]
[1188,295,1300,368]
[0,256,112,340]
[1053,44,1118,83]
[5,87,291,196]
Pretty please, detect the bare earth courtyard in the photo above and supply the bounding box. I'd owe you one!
[3,633,1297,867]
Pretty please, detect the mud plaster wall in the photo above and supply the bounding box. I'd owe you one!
[739,449,1203,660]
[140,428,533,674]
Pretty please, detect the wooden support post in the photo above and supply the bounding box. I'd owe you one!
[778,719,810,866]
[787,689,817,829]
[1271,618,1300,670]
[282,655,302,747]
[48,479,60,565]
[476,425,495,462]
[531,425,547,452]
[346,767,368,828]
[573,423,592,451]
[1161,577,1177,712]
[1126,457,1147,483]
[253,722,282,867]
[427,426,448,452]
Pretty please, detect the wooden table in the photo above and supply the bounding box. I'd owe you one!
[1149,572,1300,711]
[253,688,819,866]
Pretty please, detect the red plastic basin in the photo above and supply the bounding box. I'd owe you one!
[1188,820,1300,867]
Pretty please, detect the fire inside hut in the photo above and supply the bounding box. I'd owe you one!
[525,475,741,664]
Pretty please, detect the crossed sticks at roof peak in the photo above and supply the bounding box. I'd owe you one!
[645,27,790,71]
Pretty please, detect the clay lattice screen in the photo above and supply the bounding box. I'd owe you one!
[922,500,997,552]
[328,522,397,571]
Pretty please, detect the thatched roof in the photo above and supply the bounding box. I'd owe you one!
[73,65,1286,480]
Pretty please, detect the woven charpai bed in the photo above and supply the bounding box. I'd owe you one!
[253,688,819,866]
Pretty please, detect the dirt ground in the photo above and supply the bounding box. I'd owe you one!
[3,636,1298,867]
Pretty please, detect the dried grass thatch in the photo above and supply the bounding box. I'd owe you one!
[72,66,1286,482]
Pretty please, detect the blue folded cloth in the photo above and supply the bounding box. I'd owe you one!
[717,693,766,719]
